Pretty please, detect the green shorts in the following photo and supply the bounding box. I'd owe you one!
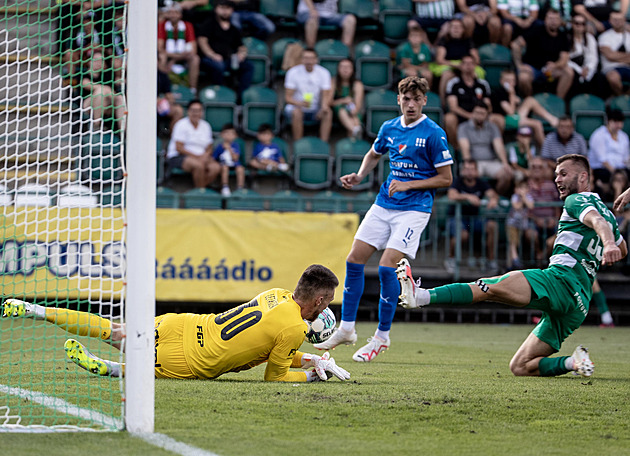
[505,114,519,130]
[521,267,590,352]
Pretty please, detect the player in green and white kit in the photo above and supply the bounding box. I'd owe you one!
[397,154,627,377]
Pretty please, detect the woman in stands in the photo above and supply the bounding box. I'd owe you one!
[329,59,365,138]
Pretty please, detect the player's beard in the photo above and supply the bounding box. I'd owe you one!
[560,175,580,200]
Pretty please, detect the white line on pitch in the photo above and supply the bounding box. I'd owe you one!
[133,432,221,456]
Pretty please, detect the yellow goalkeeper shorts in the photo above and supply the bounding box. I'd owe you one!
[154,314,196,379]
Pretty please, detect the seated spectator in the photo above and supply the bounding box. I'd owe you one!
[573,0,627,35]
[213,123,246,197]
[397,27,434,87]
[249,124,290,173]
[445,159,500,273]
[588,109,630,196]
[157,66,185,137]
[231,0,276,40]
[506,176,535,270]
[507,126,536,180]
[283,48,333,141]
[166,99,221,188]
[458,101,513,195]
[197,0,254,100]
[330,58,364,138]
[407,0,455,44]
[489,69,558,147]
[511,9,573,99]
[430,19,485,103]
[598,11,630,97]
[497,0,539,47]
[455,0,502,44]
[443,54,491,145]
[297,0,357,48]
[567,13,601,98]
[158,3,200,93]
[540,116,588,169]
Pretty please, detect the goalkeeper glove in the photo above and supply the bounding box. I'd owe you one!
[301,352,351,381]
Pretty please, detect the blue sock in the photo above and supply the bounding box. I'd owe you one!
[341,262,364,322]
[377,266,398,332]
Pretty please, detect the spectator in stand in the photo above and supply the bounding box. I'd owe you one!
[598,11,630,97]
[588,109,630,196]
[497,0,539,47]
[507,126,536,180]
[511,9,573,99]
[443,54,491,145]
[455,0,502,44]
[158,3,200,93]
[407,0,455,44]
[573,0,628,35]
[489,69,558,147]
[397,27,434,87]
[297,0,357,49]
[197,0,254,100]
[430,19,485,104]
[445,159,500,274]
[213,123,246,197]
[538,0,573,25]
[166,99,221,188]
[458,101,514,195]
[567,13,600,98]
[540,116,588,169]
[330,58,365,138]
[526,156,561,266]
[249,124,290,174]
[506,176,535,270]
[230,0,276,40]
[283,48,333,141]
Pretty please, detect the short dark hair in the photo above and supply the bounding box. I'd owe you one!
[558,115,572,123]
[607,108,625,122]
[303,47,318,57]
[187,99,203,110]
[221,123,235,132]
[294,264,339,301]
[462,159,478,168]
[472,100,488,110]
[398,76,430,96]
[557,154,591,176]
[257,123,273,134]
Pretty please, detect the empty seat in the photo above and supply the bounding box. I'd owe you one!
[199,85,238,132]
[335,138,373,190]
[570,94,606,140]
[315,39,350,76]
[269,190,304,212]
[181,188,223,209]
[354,40,392,89]
[364,89,399,137]
[293,137,333,190]
[156,186,180,209]
[243,37,271,86]
[242,86,279,136]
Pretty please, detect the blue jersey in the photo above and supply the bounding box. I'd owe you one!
[373,114,453,212]
[252,142,282,163]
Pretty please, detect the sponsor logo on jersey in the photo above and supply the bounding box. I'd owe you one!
[415,137,426,148]
[574,291,587,316]
[442,150,452,160]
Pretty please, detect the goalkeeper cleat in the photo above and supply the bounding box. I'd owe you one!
[352,336,390,362]
[572,345,594,377]
[64,339,111,377]
[2,299,35,318]
[396,259,425,308]
[313,327,357,350]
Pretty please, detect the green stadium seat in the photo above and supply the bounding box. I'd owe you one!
[271,38,304,77]
[181,188,223,209]
[532,93,566,131]
[269,190,305,212]
[364,89,399,137]
[170,84,196,106]
[424,91,443,125]
[260,0,297,29]
[293,137,333,190]
[608,95,630,136]
[310,190,350,213]
[225,188,266,210]
[80,132,123,183]
[243,37,271,86]
[379,0,413,44]
[335,138,373,190]
[315,39,350,76]
[570,94,606,140]
[351,190,377,215]
[377,154,391,186]
[354,40,392,89]
[242,86,279,136]
[478,43,513,90]
[156,186,180,209]
[339,0,379,32]
[199,85,238,132]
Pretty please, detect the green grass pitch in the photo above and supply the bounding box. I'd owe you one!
[2,322,629,456]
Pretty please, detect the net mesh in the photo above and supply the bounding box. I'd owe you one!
[0,0,127,431]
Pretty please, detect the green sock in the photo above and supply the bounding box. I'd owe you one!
[429,283,474,305]
[591,290,609,314]
[538,356,571,377]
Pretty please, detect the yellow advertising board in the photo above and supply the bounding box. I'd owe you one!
[0,207,358,303]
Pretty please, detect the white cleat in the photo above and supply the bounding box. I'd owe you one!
[352,336,390,362]
[572,345,594,377]
[396,259,425,309]
[313,327,357,350]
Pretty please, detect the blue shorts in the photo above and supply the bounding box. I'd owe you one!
[606,66,630,82]
[297,11,348,27]
[284,104,319,122]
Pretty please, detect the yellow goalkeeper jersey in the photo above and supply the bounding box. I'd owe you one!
[182,288,309,382]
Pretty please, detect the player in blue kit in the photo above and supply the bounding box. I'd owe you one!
[314,76,453,362]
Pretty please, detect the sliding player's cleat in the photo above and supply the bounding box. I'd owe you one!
[64,339,111,376]
[572,345,594,377]
[396,259,427,308]
[2,299,35,318]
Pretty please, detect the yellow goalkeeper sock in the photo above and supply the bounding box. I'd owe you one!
[45,308,112,340]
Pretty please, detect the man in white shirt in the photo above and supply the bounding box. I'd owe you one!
[166,99,221,188]
[588,108,630,194]
[598,11,630,96]
[283,48,333,141]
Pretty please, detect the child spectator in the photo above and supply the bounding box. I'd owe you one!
[397,27,434,87]
[249,124,290,173]
[213,124,246,197]
[507,126,536,180]
[506,177,535,270]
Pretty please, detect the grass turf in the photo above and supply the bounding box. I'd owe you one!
[1,322,629,455]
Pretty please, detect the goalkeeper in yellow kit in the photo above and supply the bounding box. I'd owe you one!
[1,264,350,382]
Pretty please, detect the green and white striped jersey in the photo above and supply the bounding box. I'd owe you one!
[550,192,623,290]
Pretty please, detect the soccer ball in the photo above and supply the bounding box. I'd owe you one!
[305,308,336,344]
